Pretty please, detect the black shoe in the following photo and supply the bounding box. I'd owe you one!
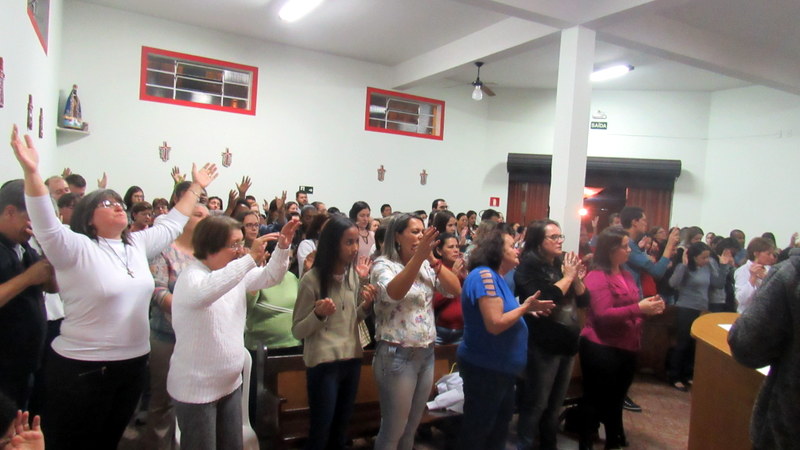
[622,396,642,412]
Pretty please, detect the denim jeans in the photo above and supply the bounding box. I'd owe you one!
[516,345,575,450]
[458,357,517,450]
[43,349,148,450]
[174,386,243,450]
[434,326,464,345]
[305,358,362,450]
[373,341,434,450]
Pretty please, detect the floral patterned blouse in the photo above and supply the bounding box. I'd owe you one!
[370,256,444,347]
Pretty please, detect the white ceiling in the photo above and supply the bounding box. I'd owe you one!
[76,0,800,94]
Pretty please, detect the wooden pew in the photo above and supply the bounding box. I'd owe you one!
[254,344,460,449]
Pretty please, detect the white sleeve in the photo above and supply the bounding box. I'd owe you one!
[134,208,189,260]
[244,246,291,291]
[734,264,757,313]
[175,256,257,308]
[26,194,86,269]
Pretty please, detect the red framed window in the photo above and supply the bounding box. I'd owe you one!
[140,46,258,115]
[365,87,444,140]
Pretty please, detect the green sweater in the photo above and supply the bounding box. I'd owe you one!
[244,272,301,351]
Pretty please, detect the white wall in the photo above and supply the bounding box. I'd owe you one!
[56,1,495,216]
[704,85,800,246]
[0,0,62,177]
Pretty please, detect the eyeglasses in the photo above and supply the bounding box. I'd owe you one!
[97,199,127,211]
[228,241,245,250]
[243,223,259,229]
[546,234,566,242]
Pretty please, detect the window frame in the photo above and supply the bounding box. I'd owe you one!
[364,87,445,140]
[139,46,258,116]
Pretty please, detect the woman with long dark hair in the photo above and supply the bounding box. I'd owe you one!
[370,214,461,450]
[11,124,217,448]
[292,215,377,449]
[432,233,466,345]
[514,219,589,450]
[578,228,665,449]
[349,201,374,261]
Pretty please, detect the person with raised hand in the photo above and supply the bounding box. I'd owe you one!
[167,215,299,450]
[9,124,218,449]
[370,213,461,450]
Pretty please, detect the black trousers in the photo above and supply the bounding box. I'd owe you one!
[667,307,701,382]
[578,338,636,448]
[43,348,148,450]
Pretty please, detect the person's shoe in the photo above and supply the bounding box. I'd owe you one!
[670,380,689,392]
[622,396,642,412]
[622,395,642,412]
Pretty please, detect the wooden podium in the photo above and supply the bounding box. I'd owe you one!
[688,312,765,449]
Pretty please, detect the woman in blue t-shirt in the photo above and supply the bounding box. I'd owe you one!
[457,226,554,450]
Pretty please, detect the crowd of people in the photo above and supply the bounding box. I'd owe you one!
[2,122,798,450]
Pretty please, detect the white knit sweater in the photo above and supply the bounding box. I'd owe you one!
[167,247,289,404]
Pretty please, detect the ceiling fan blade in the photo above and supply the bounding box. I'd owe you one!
[481,85,496,97]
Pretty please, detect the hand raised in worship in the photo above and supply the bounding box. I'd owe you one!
[314,298,336,318]
[10,125,39,174]
[190,163,218,189]
[11,410,44,450]
[277,217,301,250]
[170,166,185,184]
[276,190,287,209]
[249,234,275,266]
[355,256,373,279]
[452,257,465,277]
[639,295,665,316]
[522,290,555,316]
[415,227,440,262]
[236,175,251,197]
[562,251,580,279]
[360,284,378,309]
[61,167,72,177]
[97,172,108,189]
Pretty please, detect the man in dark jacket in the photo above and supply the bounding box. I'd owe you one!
[729,248,800,450]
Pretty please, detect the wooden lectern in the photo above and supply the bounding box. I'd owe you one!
[688,312,765,449]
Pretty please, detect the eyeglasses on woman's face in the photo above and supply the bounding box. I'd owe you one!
[228,241,245,251]
[545,234,566,242]
[96,199,127,211]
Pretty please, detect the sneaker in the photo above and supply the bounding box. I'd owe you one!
[622,396,642,412]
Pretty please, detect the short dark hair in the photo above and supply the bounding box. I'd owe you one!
[521,219,560,258]
[0,179,26,212]
[467,210,477,218]
[381,204,391,213]
[348,201,371,221]
[468,227,513,272]
[193,215,241,260]
[206,196,222,209]
[715,237,740,256]
[296,190,306,197]
[592,227,629,273]
[313,215,356,298]
[730,229,745,239]
[480,209,500,221]
[57,192,79,209]
[64,173,87,188]
[130,201,153,215]
[746,237,775,261]
[761,232,777,247]
[434,232,458,260]
[413,210,426,217]
[152,197,169,209]
[619,207,644,229]
[305,213,329,241]
[71,189,131,244]
[170,181,192,208]
[245,195,256,202]
[431,199,445,210]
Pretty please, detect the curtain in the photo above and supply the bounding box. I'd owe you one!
[626,187,673,229]
[507,182,550,225]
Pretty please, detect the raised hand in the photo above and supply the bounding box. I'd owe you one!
[522,290,555,316]
[639,295,665,316]
[276,190,287,210]
[359,284,378,309]
[452,257,465,277]
[577,263,587,280]
[97,172,108,189]
[236,176,251,197]
[355,256,373,279]
[562,251,579,279]
[191,163,218,189]
[11,410,44,450]
[415,227,440,261]
[171,166,185,184]
[720,248,734,266]
[262,199,270,214]
[10,125,39,174]
[278,217,301,249]
[249,234,273,266]
[314,298,336,318]
[61,167,72,177]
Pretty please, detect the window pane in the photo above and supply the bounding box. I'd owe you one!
[146,71,174,88]
[146,86,174,99]
[224,84,249,99]
[175,90,221,106]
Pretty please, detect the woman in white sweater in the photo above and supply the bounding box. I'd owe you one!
[10,124,217,449]
[167,214,299,449]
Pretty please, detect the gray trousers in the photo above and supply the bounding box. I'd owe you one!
[174,386,243,450]
[372,341,434,450]
[144,336,177,450]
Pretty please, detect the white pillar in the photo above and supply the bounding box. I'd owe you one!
[550,26,595,253]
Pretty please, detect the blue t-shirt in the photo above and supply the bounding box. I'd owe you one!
[457,266,528,375]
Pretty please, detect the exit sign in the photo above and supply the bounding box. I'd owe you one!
[590,121,607,130]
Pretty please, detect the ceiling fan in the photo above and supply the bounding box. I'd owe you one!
[471,61,495,100]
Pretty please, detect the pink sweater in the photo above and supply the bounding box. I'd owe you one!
[580,269,643,352]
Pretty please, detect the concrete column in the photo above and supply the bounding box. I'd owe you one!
[549,26,595,253]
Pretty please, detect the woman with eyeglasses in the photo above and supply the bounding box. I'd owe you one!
[167,215,299,449]
[577,228,665,450]
[10,124,218,449]
[514,220,589,450]
[236,210,262,248]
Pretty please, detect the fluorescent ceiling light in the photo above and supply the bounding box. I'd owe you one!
[279,0,324,22]
[591,65,634,82]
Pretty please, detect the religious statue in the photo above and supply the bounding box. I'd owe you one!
[377,164,386,182]
[420,169,428,186]
[221,148,233,168]
[62,84,84,129]
[159,141,172,162]
[38,108,43,138]
[27,95,33,130]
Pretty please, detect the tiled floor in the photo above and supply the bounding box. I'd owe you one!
[120,374,692,449]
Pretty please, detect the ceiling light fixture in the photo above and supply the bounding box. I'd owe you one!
[279,0,324,23]
[591,64,634,82]
[472,85,483,101]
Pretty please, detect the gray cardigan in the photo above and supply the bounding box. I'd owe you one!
[728,248,800,450]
